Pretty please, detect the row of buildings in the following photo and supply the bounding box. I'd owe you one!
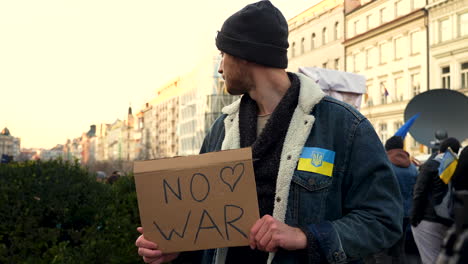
[57,53,238,165]
[288,0,468,155]
[19,0,467,164]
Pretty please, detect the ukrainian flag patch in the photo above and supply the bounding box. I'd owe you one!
[297,147,335,177]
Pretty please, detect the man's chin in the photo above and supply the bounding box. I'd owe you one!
[225,86,244,96]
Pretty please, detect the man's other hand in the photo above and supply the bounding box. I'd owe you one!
[249,215,307,252]
[135,227,180,264]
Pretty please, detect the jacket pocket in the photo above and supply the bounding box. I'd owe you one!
[290,170,333,224]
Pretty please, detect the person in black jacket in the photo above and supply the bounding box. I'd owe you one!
[366,136,418,264]
[411,137,461,264]
[452,146,468,191]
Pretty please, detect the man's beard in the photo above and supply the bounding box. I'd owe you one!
[224,70,253,95]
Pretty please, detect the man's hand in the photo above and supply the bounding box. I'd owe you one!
[249,215,307,252]
[135,227,180,264]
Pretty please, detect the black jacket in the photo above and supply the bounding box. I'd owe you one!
[411,157,453,227]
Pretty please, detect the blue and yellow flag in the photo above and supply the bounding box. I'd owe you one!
[297,147,335,177]
[438,149,458,184]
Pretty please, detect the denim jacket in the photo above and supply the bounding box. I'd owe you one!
[190,73,403,264]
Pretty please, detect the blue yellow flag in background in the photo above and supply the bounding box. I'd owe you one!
[297,147,335,177]
[438,148,458,184]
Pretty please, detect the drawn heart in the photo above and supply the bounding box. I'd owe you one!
[219,163,245,192]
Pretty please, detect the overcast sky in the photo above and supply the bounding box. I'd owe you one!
[0,0,319,149]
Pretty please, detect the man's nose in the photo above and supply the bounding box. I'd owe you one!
[218,61,223,74]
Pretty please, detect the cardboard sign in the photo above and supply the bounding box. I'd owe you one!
[133,148,260,253]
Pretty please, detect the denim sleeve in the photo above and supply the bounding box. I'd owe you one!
[199,114,226,154]
[301,119,404,263]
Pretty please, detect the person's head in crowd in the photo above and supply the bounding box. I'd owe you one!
[440,137,461,154]
[385,136,404,151]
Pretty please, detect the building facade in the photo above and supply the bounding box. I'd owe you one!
[106,119,124,161]
[427,0,468,93]
[0,127,21,160]
[39,144,64,161]
[138,102,155,160]
[135,78,182,160]
[178,52,238,156]
[90,123,110,162]
[287,0,345,72]
[344,0,428,156]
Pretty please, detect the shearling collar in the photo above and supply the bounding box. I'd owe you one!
[222,72,325,116]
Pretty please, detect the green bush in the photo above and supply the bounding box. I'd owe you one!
[0,160,141,263]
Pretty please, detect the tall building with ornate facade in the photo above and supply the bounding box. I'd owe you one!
[137,78,182,159]
[0,127,21,160]
[427,0,468,93]
[178,52,239,156]
[138,102,155,160]
[287,0,345,72]
[90,123,110,162]
[344,0,428,156]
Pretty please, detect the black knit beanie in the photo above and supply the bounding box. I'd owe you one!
[385,136,404,151]
[216,0,289,69]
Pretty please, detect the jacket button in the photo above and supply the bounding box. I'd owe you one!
[287,155,291,160]
[230,119,233,122]
[308,178,316,185]
[304,121,308,125]
[276,197,281,202]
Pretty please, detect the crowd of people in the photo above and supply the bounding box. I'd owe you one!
[369,136,468,264]
[134,1,467,263]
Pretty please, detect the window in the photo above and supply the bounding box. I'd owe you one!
[394,37,404,60]
[380,81,388,104]
[301,37,305,54]
[354,20,359,36]
[379,123,388,142]
[379,42,391,64]
[366,84,373,106]
[311,33,316,49]
[394,76,405,101]
[380,7,388,24]
[334,21,340,40]
[322,62,328,69]
[366,49,372,69]
[411,72,421,96]
[366,14,372,30]
[439,18,451,42]
[322,27,328,45]
[459,12,468,37]
[292,42,296,58]
[461,62,468,89]
[395,1,402,18]
[394,121,403,132]
[442,66,450,89]
[410,31,422,55]
[334,58,340,70]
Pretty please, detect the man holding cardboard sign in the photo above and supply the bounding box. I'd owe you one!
[136,1,403,263]
[134,148,261,254]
